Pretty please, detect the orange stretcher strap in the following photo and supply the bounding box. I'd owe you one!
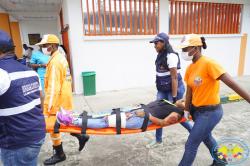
[45,116,189,135]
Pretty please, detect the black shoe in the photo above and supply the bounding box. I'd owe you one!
[210,159,228,166]
[44,153,66,165]
[44,143,66,165]
[71,133,90,151]
[211,149,228,166]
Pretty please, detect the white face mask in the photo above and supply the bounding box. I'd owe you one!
[42,47,52,55]
[181,47,196,61]
[181,51,193,61]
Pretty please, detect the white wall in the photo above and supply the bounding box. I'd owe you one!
[57,15,62,42]
[19,20,59,51]
[202,36,241,76]
[63,0,247,94]
[242,4,250,75]
[159,0,169,33]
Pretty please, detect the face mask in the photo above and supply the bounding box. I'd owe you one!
[42,47,52,55]
[181,47,196,61]
[181,51,193,61]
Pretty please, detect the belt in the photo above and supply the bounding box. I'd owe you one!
[191,104,221,112]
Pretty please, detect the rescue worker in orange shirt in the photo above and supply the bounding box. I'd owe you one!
[36,34,89,165]
[177,34,250,166]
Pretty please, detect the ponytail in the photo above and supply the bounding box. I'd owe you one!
[200,37,207,49]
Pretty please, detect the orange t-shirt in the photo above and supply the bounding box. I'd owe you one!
[184,56,226,107]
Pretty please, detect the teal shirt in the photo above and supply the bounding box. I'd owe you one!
[30,50,50,79]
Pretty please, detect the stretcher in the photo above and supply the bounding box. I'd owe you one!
[45,116,188,135]
[45,105,189,135]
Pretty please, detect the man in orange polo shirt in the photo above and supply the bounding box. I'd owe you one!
[36,34,89,165]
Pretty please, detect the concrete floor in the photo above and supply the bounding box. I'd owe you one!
[38,76,250,166]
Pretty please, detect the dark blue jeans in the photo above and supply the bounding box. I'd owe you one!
[178,105,223,166]
[155,84,193,142]
[1,138,44,166]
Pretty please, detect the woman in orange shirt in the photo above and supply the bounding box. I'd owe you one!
[178,34,250,166]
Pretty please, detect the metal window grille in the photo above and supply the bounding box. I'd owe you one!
[169,1,243,34]
[82,0,159,35]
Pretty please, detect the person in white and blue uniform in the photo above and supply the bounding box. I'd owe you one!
[30,38,50,93]
[0,30,45,166]
[147,32,193,148]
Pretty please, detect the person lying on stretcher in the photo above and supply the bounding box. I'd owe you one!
[56,99,188,129]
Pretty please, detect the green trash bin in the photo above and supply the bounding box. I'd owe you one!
[82,71,96,96]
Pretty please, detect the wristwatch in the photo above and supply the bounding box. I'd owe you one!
[39,64,42,67]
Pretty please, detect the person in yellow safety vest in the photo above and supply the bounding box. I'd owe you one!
[36,34,89,165]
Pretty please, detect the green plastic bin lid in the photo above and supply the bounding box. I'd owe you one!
[82,71,96,76]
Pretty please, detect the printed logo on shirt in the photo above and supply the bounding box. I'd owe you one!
[194,76,202,86]
[22,81,40,96]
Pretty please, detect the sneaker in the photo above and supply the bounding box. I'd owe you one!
[146,140,163,149]
[56,108,73,125]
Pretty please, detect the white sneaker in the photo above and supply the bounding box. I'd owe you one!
[146,140,163,149]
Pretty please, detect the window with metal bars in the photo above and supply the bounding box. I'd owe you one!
[82,0,159,36]
[169,1,243,35]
